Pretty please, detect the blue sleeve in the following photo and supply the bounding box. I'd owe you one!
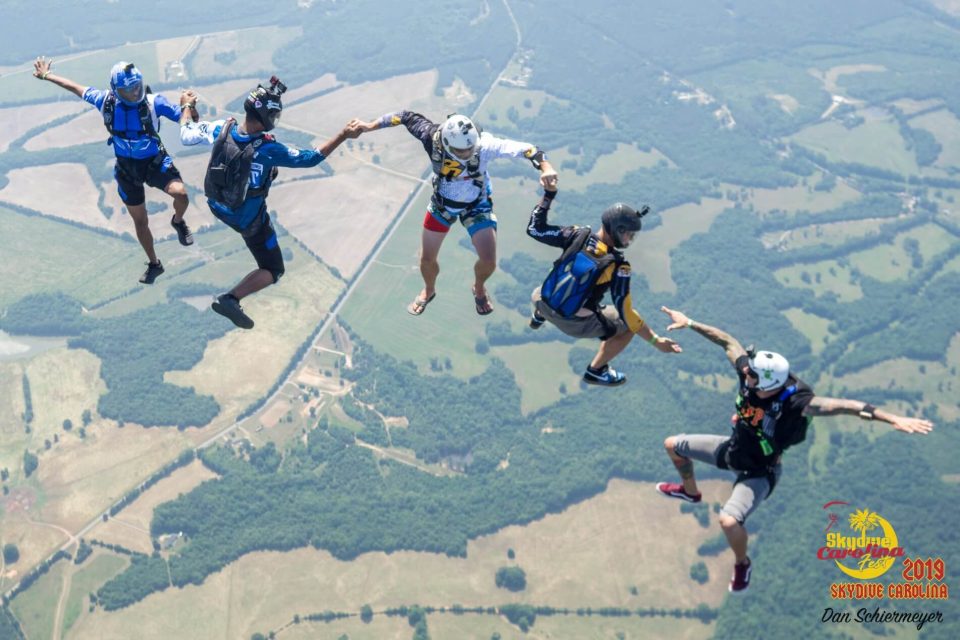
[153,94,182,122]
[82,87,107,110]
[259,141,326,168]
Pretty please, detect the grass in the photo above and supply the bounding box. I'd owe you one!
[909,107,960,170]
[640,196,731,293]
[164,242,343,423]
[477,85,561,123]
[832,334,960,423]
[760,217,889,252]
[749,175,862,215]
[491,340,583,415]
[66,479,729,639]
[549,143,673,192]
[188,26,302,81]
[8,556,66,640]
[0,206,142,309]
[773,262,863,302]
[61,552,129,637]
[790,114,919,176]
[782,308,834,356]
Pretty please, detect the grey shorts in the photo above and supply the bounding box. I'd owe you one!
[531,287,629,340]
[672,433,782,525]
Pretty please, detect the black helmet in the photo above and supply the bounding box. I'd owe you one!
[243,76,287,131]
[601,203,649,248]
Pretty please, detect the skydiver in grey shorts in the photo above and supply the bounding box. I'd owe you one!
[655,306,933,593]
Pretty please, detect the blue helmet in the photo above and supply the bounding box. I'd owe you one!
[110,61,145,106]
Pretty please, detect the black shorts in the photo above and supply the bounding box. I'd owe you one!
[242,207,285,281]
[114,155,182,207]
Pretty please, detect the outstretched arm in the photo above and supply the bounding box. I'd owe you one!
[347,111,435,151]
[33,56,85,98]
[660,306,745,366]
[316,121,363,157]
[803,397,934,434]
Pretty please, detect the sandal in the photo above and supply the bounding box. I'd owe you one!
[407,292,436,316]
[472,286,494,316]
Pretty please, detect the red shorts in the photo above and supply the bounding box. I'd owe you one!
[423,210,451,233]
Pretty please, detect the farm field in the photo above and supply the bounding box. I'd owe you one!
[63,479,730,640]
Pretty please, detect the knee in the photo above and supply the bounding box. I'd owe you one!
[420,254,438,268]
[719,513,741,531]
[663,436,677,453]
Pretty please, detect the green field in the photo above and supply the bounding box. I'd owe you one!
[782,308,834,356]
[62,552,129,636]
[477,85,561,122]
[749,176,862,216]
[790,114,919,175]
[188,26,302,81]
[910,108,960,169]
[0,207,144,309]
[774,261,863,301]
[491,340,583,414]
[8,557,66,640]
[547,143,671,191]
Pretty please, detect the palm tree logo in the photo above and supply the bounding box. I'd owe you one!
[849,509,880,539]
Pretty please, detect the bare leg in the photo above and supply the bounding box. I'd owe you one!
[165,180,189,222]
[720,514,749,564]
[589,330,633,369]
[418,228,447,300]
[663,435,701,495]
[231,269,274,300]
[470,227,497,300]
[126,203,157,263]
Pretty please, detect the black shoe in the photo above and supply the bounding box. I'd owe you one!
[211,294,254,329]
[139,261,164,285]
[171,216,194,246]
[529,310,546,330]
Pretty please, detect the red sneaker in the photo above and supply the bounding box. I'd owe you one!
[729,557,752,593]
[654,482,702,503]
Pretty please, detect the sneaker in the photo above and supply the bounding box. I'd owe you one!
[655,482,702,503]
[583,364,626,386]
[529,310,546,330]
[171,216,194,246]
[729,558,752,593]
[211,294,254,329]
[139,261,164,285]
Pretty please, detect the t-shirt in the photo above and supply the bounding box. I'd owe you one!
[725,355,815,471]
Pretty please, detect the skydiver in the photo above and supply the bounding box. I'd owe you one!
[178,82,361,329]
[655,306,933,593]
[33,56,194,284]
[347,111,558,316]
[526,187,681,386]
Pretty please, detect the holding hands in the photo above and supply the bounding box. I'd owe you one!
[179,89,199,122]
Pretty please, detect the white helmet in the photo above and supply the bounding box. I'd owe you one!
[440,114,479,157]
[748,350,790,391]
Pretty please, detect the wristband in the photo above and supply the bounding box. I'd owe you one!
[40,72,49,80]
[859,404,876,421]
[686,319,693,328]
[647,333,659,346]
